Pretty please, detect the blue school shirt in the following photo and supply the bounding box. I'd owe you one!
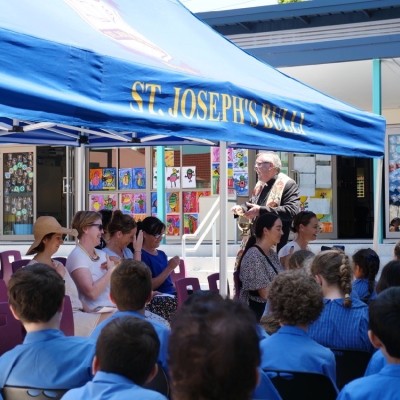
[352,279,377,303]
[0,329,94,389]
[90,310,170,371]
[61,371,167,400]
[308,297,373,352]
[364,349,386,376]
[141,250,176,294]
[337,364,400,400]
[260,325,337,385]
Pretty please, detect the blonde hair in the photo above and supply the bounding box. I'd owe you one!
[71,210,102,239]
[311,250,353,308]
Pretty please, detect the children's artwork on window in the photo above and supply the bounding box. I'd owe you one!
[234,172,249,195]
[227,147,233,162]
[134,193,146,214]
[102,168,116,190]
[166,192,179,213]
[120,193,134,215]
[211,147,220,163]
[182,166,196,188]
[212,163,220,195]
[183,191,197,213]
[233,149,248,170]
[132,168,146,189]
[166,214,180,236]
[89,194,117,212]
[153,168,157,189]
[119,168,133,190]
[151,192,157,215]
[165,167,180,188]
[228,163,234,189]
[133,214,147,222]
[89,169,103,191]
[165,150,174,167]
[184,213,198,234]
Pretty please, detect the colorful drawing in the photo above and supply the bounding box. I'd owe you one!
[133,214,147,223]
[132,168,146,189]
[233,149,248,170]
[184,213,199,234]
[89,169,103,191]
[134,193,146,214]
[102,168,116,190]
[166,192,179,213]
[183,191,197,213]
[234,172,249,195]
[166,214,180,236]
[153,168,157,189]
[211,147,220,163]
[151,192,157,215]
[227,147,233,162]
[102,194,117,210]
[120,193,135,215]
[89,194,117,212]
[165,150,174,167]
[182,166,196,188]
[166,167,180,188]
[118,168,132,190]
[89,194,103,211]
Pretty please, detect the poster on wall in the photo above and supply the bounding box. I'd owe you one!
[182,166,196,188]
[89,194,118,212]
[132,168,146,189]
[151,192,157,216]
[183,191,197,213]
[118,168,133,190]
[165,167,180,189]
[184,213,199,234]
[166,192,180,213]
[133,193,146,214]
[89,168,103,191]
[166,214,180,236]
[102,168,117,190]
[120,193,135,215]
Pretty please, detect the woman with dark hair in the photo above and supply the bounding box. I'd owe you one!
[308,250,373,352]
[238,212,284,321]
[138,216,179,322]
[278,211,319,269]
[352,248,380,304]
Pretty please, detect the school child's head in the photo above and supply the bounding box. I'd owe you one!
[376,260,400,294]
[288,249,315,271]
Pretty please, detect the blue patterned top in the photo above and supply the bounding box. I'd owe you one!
[352,278,377,303]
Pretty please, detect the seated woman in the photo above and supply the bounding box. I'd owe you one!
[66,211,116,317]
[138,216,179,322]
[261,269,336,386]
[238,212,284,322]
[308,250,374,352]
[352,248,380,304]
[26,216,103,336]
[102,210,169,327]
[278,211,319,269]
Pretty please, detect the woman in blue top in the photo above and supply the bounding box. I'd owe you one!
[351,248,380,304]
[139,216,179,322]
[308,250,373,353]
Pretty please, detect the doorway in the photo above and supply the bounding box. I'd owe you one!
[337,157,373,239]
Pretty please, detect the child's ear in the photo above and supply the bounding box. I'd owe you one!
[9,304,21,321]
[144,363,159,384]
[92,355,100,375]
[368,330,383,349]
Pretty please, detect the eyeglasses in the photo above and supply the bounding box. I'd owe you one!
[254,161,270,168]
[89,223,104,231]
[153,233,165,239]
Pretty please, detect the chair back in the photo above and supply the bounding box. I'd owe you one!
[11,259,30,274]
[144,364,170,398]
[207,272,220,292]
[53,257,67,266]
[0,301,24,356]
[0,251,22,285]
[0,280,8,302]
[171,259,186,283]
[332,349,372,390]
[175,277,201,307]
[264,370,338,400]
[2,387,67,400]
[60,295,74,336]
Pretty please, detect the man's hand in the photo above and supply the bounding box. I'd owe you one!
[244,202,260,219]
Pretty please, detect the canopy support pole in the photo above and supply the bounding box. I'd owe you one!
[74,145,86,213]
[372,58,383,250]
[219,141,228,297]
[156,146,166,242]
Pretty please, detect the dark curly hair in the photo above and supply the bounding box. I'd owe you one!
[269,270,323,326]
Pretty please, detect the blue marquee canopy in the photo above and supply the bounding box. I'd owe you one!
[0,0,386,156]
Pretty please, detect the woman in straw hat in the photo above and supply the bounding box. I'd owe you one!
[27,215,109,336]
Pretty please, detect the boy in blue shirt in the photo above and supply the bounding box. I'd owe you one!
[0,264,94,392]
[62,316,167,400]
[338,287,400,399]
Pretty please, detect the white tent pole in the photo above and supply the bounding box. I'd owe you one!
[74,145,86,212]
[373,158,383,252]
[219,141,228,297]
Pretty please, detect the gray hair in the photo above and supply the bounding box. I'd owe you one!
[256,152,281,172]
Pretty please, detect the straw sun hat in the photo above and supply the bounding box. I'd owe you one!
[26,216,77,255]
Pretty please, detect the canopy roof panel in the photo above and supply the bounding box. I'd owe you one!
[0,0,385,156]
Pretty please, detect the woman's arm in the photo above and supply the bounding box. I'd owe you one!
[151,255,180,290]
